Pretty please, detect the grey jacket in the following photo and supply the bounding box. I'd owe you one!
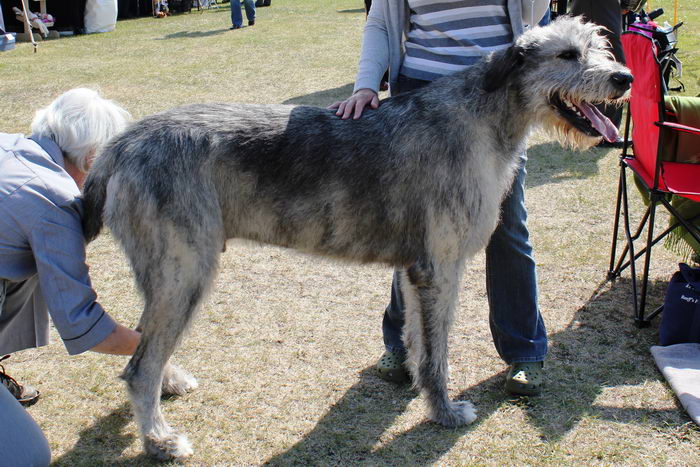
[354,0,551,93]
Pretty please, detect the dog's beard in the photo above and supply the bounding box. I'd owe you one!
[543,113,605,150]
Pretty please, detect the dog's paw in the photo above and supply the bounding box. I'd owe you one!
[430,400,477,427]
[144,432,193,460]
[162,363,198,397]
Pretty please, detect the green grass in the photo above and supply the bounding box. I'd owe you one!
[3,1,700,465]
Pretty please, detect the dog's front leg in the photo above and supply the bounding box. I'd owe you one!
[400,258,477,427]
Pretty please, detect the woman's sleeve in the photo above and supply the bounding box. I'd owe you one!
[29,200,116,355]
[354,0,391,93]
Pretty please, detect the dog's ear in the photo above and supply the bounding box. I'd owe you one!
[482,45,526,92]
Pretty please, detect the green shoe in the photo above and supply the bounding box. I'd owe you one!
[376,349,410,384]
[505,361,543,396]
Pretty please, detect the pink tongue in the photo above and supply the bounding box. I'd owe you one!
[576,102,620,142]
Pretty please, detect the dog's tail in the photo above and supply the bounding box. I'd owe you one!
[81,143,117,244]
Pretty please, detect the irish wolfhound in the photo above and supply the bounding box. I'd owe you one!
[82,16,631,460]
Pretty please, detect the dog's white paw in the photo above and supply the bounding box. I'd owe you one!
[162,363,198,397]
[430,400,477,427]
[144,432,193,460]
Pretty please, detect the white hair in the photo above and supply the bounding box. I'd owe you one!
[31,88,132,172]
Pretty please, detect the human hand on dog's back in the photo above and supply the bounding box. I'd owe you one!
[328,88,379,120]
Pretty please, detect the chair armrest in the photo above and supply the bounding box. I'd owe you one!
[656,121,700,135]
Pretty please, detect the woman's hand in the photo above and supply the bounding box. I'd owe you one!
[90,324,140,355]
[328,88,380,120]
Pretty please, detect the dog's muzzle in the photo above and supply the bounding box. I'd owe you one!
[550,93,623,142]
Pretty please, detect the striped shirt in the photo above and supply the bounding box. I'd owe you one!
[400,0,513,81]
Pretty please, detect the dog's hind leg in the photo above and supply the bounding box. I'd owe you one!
[400,258,477,427]
[116,209,222,460]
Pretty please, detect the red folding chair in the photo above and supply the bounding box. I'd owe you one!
[608,31,700,327]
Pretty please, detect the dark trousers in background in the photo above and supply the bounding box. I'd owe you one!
[570,0,626,128]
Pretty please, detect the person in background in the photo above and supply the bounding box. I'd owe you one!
[330,0,551,396]
[0,88,140,466]
[231,0,256,29]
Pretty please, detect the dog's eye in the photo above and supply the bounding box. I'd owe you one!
[558,50,580,61]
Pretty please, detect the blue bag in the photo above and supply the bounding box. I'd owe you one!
[659,263,700,346]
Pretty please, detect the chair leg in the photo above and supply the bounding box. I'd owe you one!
[620,166,641,321]
[608,164,625,280]
[608,166,681,326]
[636,196,658,328]
[619,168,658,326]
[609,101,635,281]
[610,167,653,279]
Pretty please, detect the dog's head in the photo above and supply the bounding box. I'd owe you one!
[483,15,633,150]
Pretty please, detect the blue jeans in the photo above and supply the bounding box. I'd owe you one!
[0,385,51,466]
[231,0,255,27]
[382,76,548,364]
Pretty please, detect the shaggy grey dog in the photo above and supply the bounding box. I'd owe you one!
[82,16,632,460]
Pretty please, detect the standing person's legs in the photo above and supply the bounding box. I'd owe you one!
[570,0,625,127]
[382,271,405,353]
[378,76,547,390]
[243,0,256,25]
[377,75,430,382]
[377,270,409,382]
[379,147,547,393]
[230,0,243,28]
[0,385,51,466]
[485,155,547,365]
[486,155,547,395]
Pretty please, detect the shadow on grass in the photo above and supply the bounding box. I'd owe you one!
[526,141,615,189]
[47,277,686,464]
[337,8,366,14]
[157,28,231,40]
[263,368,421,465]
[185,7,232,15]
[50,402,155,466]
[265,277,690,465]
[516,275,684,442]
[282,83,355,107]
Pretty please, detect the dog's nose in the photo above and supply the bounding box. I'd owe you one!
[611,71,634,90]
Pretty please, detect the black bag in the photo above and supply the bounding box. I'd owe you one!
[659,263,700,345]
